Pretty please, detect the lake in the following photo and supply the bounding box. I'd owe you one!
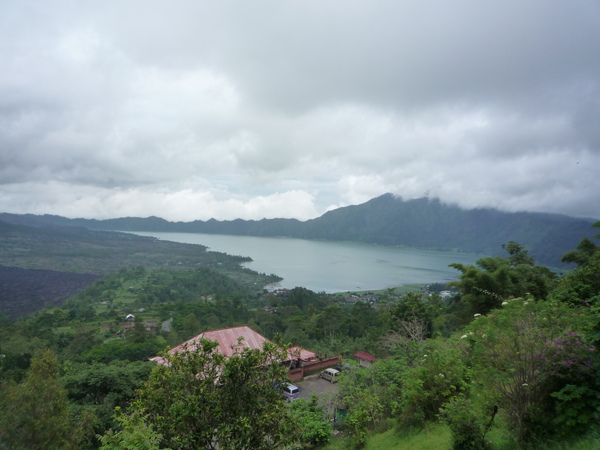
[130,232,482,293]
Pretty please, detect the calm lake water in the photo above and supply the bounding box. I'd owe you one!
[131,232,482,293]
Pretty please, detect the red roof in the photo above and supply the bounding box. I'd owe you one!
[192,326,271,358]
[354,351,377,362]
[150,325,316,365]
[288,345,318,361]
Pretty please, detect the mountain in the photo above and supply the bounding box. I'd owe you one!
[1,194,596,267]
[298,195,596,266]
[0,219,274,318]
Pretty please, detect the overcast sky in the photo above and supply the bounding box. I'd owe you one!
[1,1,599,222]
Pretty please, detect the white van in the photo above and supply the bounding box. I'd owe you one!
[281,383,301,401]
[320,368,340,383]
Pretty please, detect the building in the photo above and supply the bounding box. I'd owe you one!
[354,351,377,368]
[150,325,340,381]
[150,325,270,365]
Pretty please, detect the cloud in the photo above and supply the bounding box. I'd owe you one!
[0,180,320,221]
[0,1,599,221]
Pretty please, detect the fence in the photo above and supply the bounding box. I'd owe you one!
[287,355,342,381]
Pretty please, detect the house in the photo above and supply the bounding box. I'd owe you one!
[150,326,271,365]
[354,351,377,368]
[287,345,319,368]
[150,325,317,365]
[149,325,338,381]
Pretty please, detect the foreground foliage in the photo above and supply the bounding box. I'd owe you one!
[336,233,600,449]
[290,396,333,446]
[0,349,96,449]
[102,338,298,450]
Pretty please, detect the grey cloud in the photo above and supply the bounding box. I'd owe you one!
[205,2,600,111]
[0,1,599,221]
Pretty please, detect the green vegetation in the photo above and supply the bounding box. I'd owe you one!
[448,241,557,320]
[291,396,333,447]
[327,226,600,449]
[0,349,96,449]
[0,220,270,277]
[1,221,599,448]
[0,221,281,320]
[113,338,295,449]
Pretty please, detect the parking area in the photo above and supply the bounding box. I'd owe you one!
[295,373,340,415]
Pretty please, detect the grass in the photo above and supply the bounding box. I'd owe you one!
[323,423,452,449]
[369,424,452,449]
[323,423,599,450]
[53,325,75,334]
[334,284,427,296]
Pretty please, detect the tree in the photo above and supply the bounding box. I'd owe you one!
[0,349,94,449]
[61,360,154,435]
[289,396,332,447]
[380,317,428,366]
[347,301,379,339]
[466,298,597,444]
[552,226,600,376]
[552,250,600,307]
[313,305,346,344]
[128,315,149,344]
[561,237,598,267]
[111,337,299,449]
[284,287,324,311]
[181,312,201,339]
[502,241,535,266]
[560,221,600,268]
[99,408,164,450]
[390,292,445,337]
[449,242,556,318]
[440,395,490,450]
[397,337,472,429]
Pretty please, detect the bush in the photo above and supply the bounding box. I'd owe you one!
[397,338,471,430]
[289,396,332,447]
[441,396,489,450]
[465,297,597,444]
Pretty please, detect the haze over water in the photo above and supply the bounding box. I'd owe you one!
[131,232,482,293]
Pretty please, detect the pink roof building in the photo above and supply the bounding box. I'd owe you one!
[288,345,318,362]
[150,325,316,366]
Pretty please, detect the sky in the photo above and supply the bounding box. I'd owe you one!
[1,1,599,222]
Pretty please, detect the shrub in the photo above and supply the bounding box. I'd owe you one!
[397,338,471,430]
[289,396,332,447]
[466,297,597,444]
[440,396,490,450]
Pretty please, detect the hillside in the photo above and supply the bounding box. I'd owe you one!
[2,194,595,267]
[0,265,100,319]
[299,195,596,266]
[0,220,280,318]
[0,220,254,274]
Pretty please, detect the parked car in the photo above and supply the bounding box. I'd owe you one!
[320,368,340,383]
[280,383,301,401]
[336,363,359,374]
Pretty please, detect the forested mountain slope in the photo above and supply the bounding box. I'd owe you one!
[0,220,279,318]
[1,194,596,266]
[300,195,596,266]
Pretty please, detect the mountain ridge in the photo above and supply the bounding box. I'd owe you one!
[1,194,596,267]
